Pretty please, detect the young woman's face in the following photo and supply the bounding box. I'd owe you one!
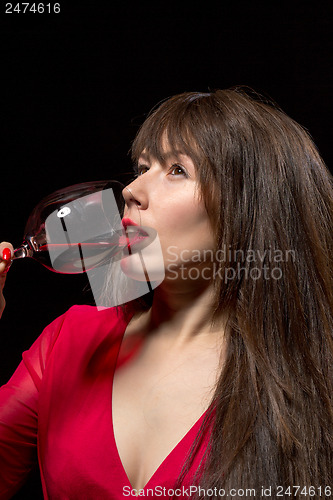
[121,142,216,284]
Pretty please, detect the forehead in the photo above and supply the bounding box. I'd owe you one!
[137,132,200,165]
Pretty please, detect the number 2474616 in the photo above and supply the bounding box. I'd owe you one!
[5,3,60,14]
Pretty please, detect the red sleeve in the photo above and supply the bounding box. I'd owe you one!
[0,312,66,499]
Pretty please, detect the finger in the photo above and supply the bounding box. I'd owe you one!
[0,242,14,259]
[0,242,14,275]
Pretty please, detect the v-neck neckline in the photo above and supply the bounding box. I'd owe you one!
[109,311,208,492]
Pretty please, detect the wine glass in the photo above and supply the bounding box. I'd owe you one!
[6,180,150,274]
[1,179,165,308]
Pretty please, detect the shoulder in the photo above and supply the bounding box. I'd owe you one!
[19,305,133,391]
[34,305,132,379]
[40,305,130,361]
[54,304,130,344]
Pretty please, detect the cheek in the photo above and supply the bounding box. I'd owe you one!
[157,190,207,232]
[160,206,215,263]
[148,186,215,259]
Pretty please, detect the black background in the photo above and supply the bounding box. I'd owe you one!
[0,1,332,497]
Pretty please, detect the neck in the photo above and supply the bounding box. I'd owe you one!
[142,279,229,344]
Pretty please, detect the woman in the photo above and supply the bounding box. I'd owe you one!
[0,88,332,499]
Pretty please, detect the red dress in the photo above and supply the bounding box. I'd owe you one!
[0,305,213,499]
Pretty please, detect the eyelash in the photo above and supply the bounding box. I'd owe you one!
[133,163,188,178]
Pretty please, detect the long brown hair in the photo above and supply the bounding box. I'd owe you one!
[129,88,333,498]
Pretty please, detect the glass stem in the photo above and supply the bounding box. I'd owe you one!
[13,241,34,260]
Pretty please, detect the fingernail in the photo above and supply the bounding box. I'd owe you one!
[2,248,12,262]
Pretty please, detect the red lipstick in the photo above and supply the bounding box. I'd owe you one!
[121,218,139,230]
[120,218,149,251]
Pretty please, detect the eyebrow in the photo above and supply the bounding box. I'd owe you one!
[138,150,188,163]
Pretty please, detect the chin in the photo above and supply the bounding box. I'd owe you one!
[120,252,165,283]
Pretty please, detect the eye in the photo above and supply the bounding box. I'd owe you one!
[133,162,188,178]
[169,164,188,177]
[134,164,149,177]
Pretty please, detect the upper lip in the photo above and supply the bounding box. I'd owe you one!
[121,217,149,237]
[121,217,139,230]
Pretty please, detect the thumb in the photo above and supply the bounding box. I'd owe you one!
[0,243,14,275]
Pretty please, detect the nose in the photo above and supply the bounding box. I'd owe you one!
[122,177,148,211]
